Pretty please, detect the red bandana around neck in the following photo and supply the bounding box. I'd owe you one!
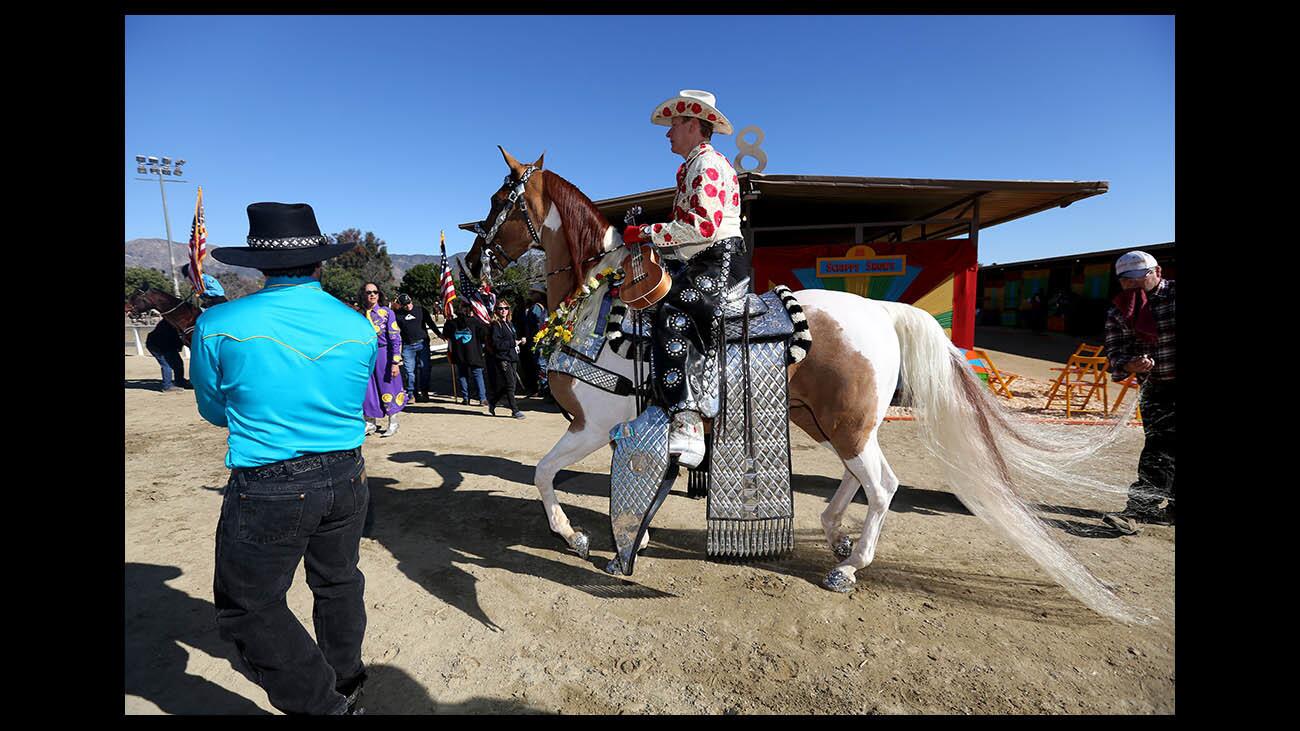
[1113,286,1159,344]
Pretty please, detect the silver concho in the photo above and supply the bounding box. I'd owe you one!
[664,368,683,386]
[629,451,654,474]
[666,338,688,357]
[680,288,702,303]
[695,275,718,293]
[669,314,689,331]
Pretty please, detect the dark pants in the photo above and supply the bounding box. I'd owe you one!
[148,346,186,390]
[519,344,540,395]
[213,448,369,715]
[488,358,519,414]
[650,237,749,416]
[1127,380,1175,512]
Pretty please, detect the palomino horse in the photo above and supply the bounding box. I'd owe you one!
[467,147,1142,623]
[127,287,203,348]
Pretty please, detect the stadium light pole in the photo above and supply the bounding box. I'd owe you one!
[133,154,189,296]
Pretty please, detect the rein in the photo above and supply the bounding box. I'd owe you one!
[546,250,610,279]
[158,300,188,317]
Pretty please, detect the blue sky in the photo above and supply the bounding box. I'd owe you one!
[125,15,1173,266]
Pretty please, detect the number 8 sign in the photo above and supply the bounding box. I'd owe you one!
[732,125,768,174]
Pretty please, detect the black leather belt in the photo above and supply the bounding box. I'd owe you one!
[239,447,362,481]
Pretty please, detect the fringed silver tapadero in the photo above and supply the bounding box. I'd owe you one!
[705,334,795,558]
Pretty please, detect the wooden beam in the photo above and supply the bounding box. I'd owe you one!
[748,217,968,233]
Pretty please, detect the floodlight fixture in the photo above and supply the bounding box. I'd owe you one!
[134,151,189,297]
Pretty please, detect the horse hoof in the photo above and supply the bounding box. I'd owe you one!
[604,558,623,575]
[833,535,854,559]
[570,530,591,560]
[822,569,856,593]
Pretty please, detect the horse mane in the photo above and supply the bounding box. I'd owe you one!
[542,170,611,282]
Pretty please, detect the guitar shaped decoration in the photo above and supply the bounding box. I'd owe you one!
[618,205,672,310]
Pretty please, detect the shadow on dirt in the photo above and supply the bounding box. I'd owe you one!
[361,663,549,714]
[364,454,679,632]
[125,378,187,392]
[369,451,1109,625]
[792,473,972,516]
[124,562,268,715]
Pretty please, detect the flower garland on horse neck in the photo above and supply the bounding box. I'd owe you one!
[533,266,623,362]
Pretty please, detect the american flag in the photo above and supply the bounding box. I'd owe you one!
[459,267,495,324]
[187,186,207,294]
[439,231,458,318]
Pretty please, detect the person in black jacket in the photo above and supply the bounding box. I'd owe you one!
[145,318,190,392]
[486,301,526,419]
[394,293,439,402]
[442,298,489,406]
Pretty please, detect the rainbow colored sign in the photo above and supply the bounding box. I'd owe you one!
[815,254,906,278]
[752,241,978,349]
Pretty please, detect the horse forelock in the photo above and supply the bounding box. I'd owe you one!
[541,171,610,282]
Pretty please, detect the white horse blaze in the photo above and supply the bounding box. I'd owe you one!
[543,202,563,232]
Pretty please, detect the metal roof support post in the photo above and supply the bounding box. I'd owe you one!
[971,195,981,249]
[740,178,757,284]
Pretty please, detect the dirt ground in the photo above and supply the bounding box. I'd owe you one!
[124,351,1174,715]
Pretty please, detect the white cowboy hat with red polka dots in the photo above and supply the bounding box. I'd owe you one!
[650,89,733,135]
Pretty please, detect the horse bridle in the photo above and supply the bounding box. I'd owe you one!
[133,289,185,317]
[475,165,545,272]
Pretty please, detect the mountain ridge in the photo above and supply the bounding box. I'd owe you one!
[125,238,451,283]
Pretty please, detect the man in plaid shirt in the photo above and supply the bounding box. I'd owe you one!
[1102,250,1175,535]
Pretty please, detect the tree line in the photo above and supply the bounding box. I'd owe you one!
[124,227,536,316]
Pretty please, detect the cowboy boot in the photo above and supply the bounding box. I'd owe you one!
[364,418,379,436]
[668,410,706,468]
[381,413,400,437]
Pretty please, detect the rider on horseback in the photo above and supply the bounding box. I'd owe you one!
[621,90,749,468]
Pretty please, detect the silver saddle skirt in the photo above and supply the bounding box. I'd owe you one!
[606,279,797,573]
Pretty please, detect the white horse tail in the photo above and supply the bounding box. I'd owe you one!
[880,301,1145,624]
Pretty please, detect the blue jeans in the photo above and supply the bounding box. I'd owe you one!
[400,342,430,396]
[458,366,486,403]
[214,449,369,715]
[148,346,185,390]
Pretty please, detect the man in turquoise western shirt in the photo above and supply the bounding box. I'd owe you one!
[196,202,377,715]
[191,274,376,467]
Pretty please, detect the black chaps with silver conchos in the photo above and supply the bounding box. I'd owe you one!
[650,237,750,417]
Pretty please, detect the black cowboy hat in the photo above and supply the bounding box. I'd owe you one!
[210,202,355,269]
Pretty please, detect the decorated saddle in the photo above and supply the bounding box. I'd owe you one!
[601,282,812,575]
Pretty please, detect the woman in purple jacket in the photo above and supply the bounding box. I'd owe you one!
[358,282,406,437]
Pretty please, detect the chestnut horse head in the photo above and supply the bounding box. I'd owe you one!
[466,147,548,279]
[470,147,618,310]
[127,285,202,347]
